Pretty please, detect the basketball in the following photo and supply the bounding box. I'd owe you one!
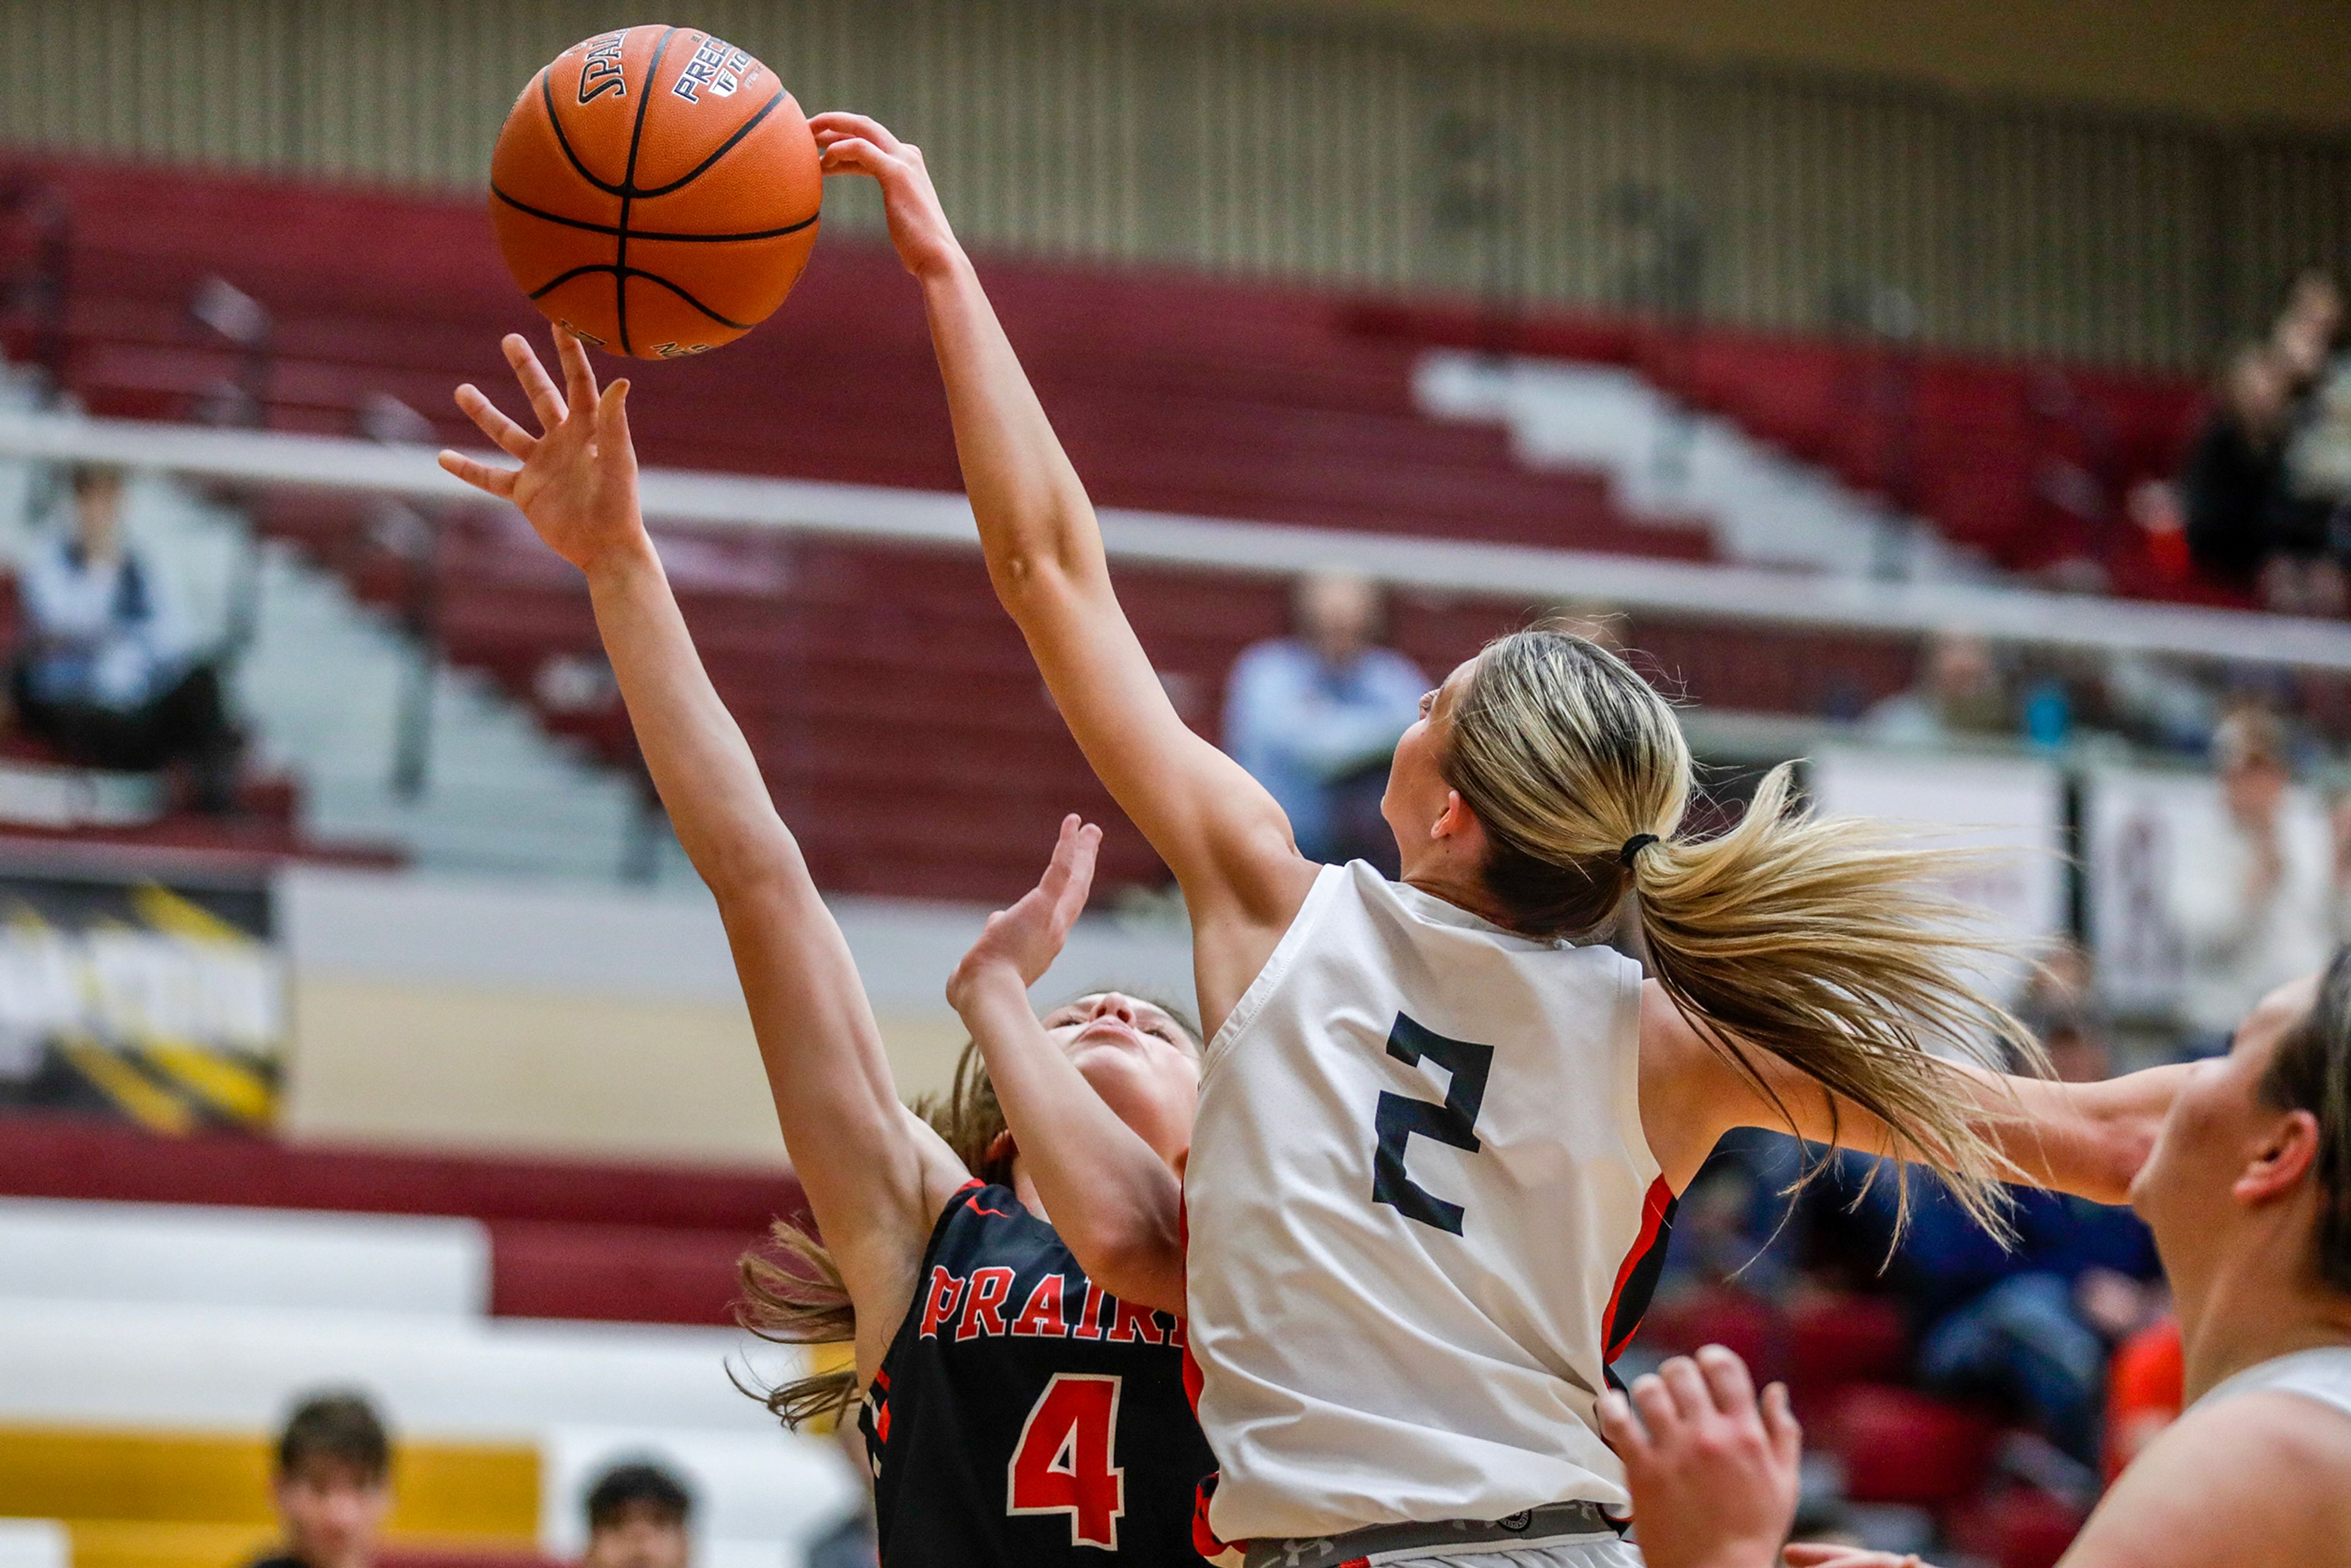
[488,24,821,359]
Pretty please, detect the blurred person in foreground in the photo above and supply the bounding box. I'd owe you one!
[2164,706,2342,1050]
[580,1462,691,1568]
[1221,569,1425,871]
[9,463,241,807]
[248,1392,392,1568]
[1861,631,2010,746]
[1596,956,2351,1568]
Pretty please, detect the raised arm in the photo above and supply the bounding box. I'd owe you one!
[812,111,1319,1029]
[943,817,1187,1315]
[438,330,969,1373]
[1640,981,2186,1204]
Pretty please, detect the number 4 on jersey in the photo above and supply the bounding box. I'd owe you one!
[1007,1373,1126,1548]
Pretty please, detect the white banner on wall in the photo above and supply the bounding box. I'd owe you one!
[1806,748,2068,1007]
[2082,769,2330,1021]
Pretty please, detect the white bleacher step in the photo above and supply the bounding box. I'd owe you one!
[0,1196,489,1316]
[1414,351,1982,580]
[165,509,643,876]
[0,1297,797,1436]
[0,1521,67,1568]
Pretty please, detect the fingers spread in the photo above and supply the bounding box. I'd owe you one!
[1659,1354,1714,1423]
[438,449,517,499]
[1629,1370,1679,1436]
[1595,1389,1649,1461]
[596,378,634,468]
[1761,1381,1803,1464]
[454,384,536,459]
[1056,823,1101,919]
[554,325,598,420]
[503,332,568,432]
[1695,1342,1758,1416]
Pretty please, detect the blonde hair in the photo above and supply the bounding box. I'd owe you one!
[735,1039,1011,1429]
[1442,628,2033,1235]
[737,996,1200,1428]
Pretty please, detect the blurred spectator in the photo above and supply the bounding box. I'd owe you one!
[9,464,241,808]
[248,1392,392,1568]
[2279,271,2351,558]
[1223,571,1426,871]
[2178,344,2300,591]
[2163,707,2340,1046]
[1863,631,2010,746]
[2102,1313,2184,1484]
[580,1461,691,1568]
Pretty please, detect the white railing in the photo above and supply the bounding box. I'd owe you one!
[4,407,2348,671]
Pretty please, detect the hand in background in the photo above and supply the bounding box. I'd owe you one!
[440,328,643,576]
[1596,1344,1802,1568]
[947,815,1101,1009]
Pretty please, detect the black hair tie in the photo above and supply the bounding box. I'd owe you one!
[1618,833,1660,868]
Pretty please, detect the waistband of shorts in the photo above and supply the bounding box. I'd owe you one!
[1241,1501,1626,1568]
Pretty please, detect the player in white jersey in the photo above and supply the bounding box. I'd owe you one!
[1603,953,2351,1568]
[819,112,2188,1566]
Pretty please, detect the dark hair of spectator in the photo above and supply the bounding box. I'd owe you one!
[275,1391,391,1482]
[2262,945,2351,1296]
[69,463,125,497]
[585,1461,694,1531]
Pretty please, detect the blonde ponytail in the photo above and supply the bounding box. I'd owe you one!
[1443,628,2033,1236]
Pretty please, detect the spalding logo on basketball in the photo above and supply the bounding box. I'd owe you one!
[489,24,822,359]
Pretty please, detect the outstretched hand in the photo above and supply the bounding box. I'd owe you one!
[1597,1345,1803,1568]
[811,111,962,280]
[438,327,643,575]
[947,815,1102,1008]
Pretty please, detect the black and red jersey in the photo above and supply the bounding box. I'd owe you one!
[858,1181,1215,1566]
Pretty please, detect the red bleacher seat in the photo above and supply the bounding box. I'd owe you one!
[1822,1384,2001,1506]
[1627,1286,1789,1388]
[1786,1291,1913,1405]
[1344,300,2218,599]
[1944,1486,2093,1568]
[5,156,1954,899]
[0,1116,801,1327]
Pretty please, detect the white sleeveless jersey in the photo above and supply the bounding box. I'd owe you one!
[1184,861,1669,1543]
[2199,1345,2351,1425]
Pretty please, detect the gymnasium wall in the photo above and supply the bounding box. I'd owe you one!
[0,1,2345,371]
[274,866,1194,1166]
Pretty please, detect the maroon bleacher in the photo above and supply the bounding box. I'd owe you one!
[1,157,1942,899]
[0,1115,799,1327]
[1346,299,2216,600]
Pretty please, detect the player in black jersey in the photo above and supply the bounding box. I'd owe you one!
[442,329,1216,1566]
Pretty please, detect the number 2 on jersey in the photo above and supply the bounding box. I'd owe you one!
[1371,1012,1495,1236]
[1007,1373,1126,1548]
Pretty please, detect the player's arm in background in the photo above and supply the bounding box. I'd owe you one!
[438,329,972,1380]
[943,816,1187,1315]
[1637,981,2187,1202]
[811,110,1319,1034]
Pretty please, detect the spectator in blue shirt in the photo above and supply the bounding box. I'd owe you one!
[1223,571,1427,872]
[9,465,240,808]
